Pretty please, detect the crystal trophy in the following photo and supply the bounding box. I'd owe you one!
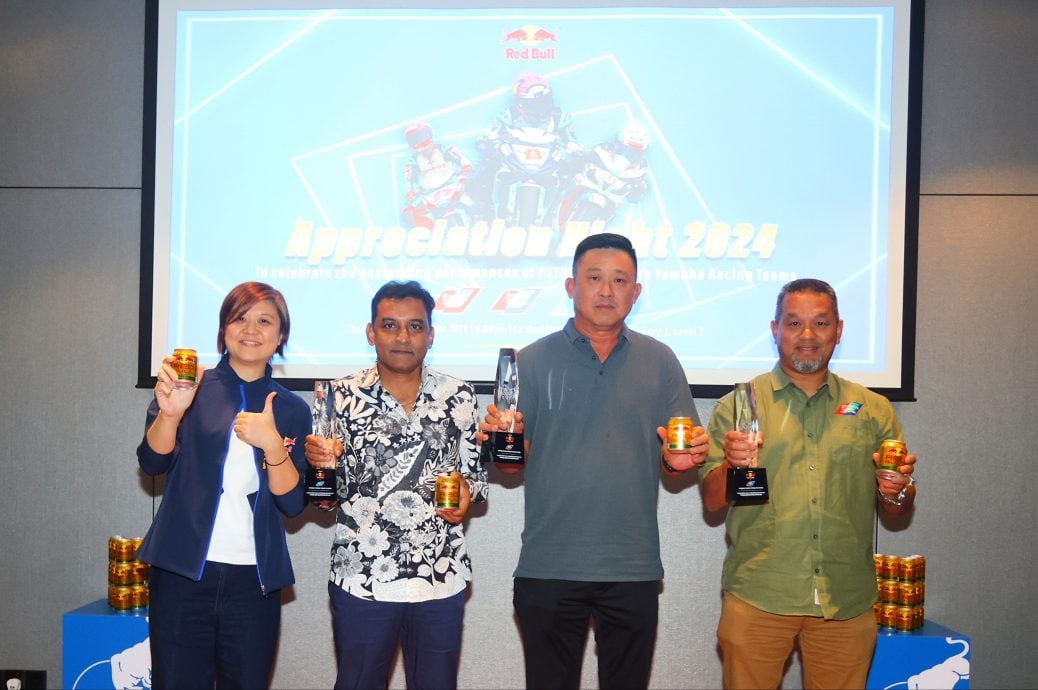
[307,380,338,511]
[481,348,525,468]
[726,382,769,502]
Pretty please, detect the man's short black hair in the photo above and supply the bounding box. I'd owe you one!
[774,278,839,322]
[371,280,436,325]
[572,233,638,275]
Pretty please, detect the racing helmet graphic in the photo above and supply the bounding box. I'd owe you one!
[404,121,434,150]
[619,125,649,152]
[513,72,554,123]
[618,124,649,161]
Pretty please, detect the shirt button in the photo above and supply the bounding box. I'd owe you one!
[809,465,816,470]
[814,568,820,574]
[812,498,818,504]
[813,534,818,539]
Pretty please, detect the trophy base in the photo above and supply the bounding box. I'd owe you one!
[726,466,769,503]
[488,430,525,466]
[305,466,337,511]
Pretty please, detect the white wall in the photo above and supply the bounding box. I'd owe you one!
[1,1,1036,688]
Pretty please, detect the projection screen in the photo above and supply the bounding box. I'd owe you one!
[140,0,923,398]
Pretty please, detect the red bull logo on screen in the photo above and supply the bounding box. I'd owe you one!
[501,24,558,60]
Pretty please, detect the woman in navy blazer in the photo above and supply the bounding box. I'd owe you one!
[136,282,311,689]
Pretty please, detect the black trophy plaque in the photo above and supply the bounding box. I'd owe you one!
[726,382,769,502]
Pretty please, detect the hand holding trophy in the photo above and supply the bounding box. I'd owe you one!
[480,348,525,473]
[306,380,338,511]
[726,382,769,502]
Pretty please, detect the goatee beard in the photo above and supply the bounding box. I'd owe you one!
[792,356,823,374]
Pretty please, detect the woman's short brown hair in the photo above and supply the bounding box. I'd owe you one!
[216,282,291,357]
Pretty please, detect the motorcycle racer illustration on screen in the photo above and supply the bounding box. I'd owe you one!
[556,124,651,229]
[400,121,475,230]
[470,72,584,230]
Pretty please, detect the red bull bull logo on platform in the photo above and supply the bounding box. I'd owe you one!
[501,24,558,60]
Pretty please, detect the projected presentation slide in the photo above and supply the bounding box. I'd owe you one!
[150,2,914,388]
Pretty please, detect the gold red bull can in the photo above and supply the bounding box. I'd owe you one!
[109,560,140,586]
[898,554,926,581]
[133,560,151,584]
[895,605,919,632]
[172,348,198,389]
[877,439,908,473]
[108,585,133,610]
[877,603,898,629]
[435,475,460,509]
[875,553,899,579]
[130,584,149,609]
[877,578,900,604]
[667,417,694,451]
[108,535,137,562]
[108,584,149,611]
[897,580,923,606]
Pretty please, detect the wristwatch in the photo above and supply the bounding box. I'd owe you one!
[878,476,916,505]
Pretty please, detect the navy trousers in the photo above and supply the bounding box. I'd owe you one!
[149,562,281,689]
[328,582,465,690]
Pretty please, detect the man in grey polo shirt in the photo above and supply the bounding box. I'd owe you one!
[482,232,708,689]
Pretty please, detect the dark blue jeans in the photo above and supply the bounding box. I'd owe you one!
[149,562,281,689]
[328,582,465,690]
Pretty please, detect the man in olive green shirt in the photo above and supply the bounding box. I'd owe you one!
[699,278,917,689]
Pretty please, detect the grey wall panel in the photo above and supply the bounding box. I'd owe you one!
[890,194,1038,690]
[919,0,1038,194]
[0,187,157,682]
[0,1,145,188]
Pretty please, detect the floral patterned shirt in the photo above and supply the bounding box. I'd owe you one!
[325,364,487,602]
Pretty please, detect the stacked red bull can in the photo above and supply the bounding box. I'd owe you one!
[873,553,926,631]
[108,535,149,611]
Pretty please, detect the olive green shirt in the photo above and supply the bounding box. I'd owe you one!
[700,365,904,620]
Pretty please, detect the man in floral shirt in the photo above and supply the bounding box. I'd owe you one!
[305,280,487,690]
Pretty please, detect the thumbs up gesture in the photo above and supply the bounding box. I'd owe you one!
[234,391,283,455]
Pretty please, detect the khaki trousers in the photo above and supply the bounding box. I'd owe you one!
[717,591,877,689]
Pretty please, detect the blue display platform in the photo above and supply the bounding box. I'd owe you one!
[867,620,970,689]
[62,599,150,690]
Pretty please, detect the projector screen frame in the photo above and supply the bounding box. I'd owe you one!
[138,0,924,401]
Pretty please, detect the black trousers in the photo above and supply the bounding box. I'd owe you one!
[513,577,659,690]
